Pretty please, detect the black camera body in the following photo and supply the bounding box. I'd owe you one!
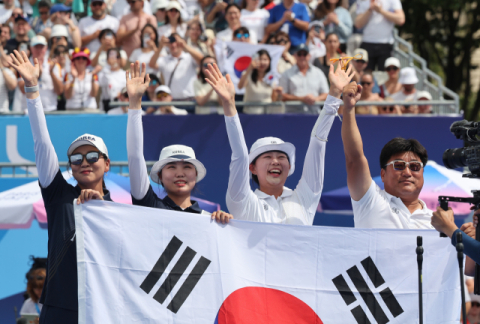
[443,120,480,177]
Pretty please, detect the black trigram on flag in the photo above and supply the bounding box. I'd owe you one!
[226,45,234,59]
[332,256,404,324]
[140,236,211,314]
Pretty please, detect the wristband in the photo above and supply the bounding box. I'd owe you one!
[25,84,39,93]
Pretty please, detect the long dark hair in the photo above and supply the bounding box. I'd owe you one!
[314,0,341,20]
[165,7,183,25]
[198,55,216,84]
[251,49,271,84]
[140,23,158,48]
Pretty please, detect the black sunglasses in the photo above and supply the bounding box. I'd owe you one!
[386,66,399,72]
[91,1,104,6]
[69,151,104,165]
[360,81,372,86]
[382,106,395,112]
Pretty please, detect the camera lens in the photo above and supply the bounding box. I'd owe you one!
[443,148,467,169]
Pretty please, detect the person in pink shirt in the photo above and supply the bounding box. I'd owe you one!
[117,0,156,56]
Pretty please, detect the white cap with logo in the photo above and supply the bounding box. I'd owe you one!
[150,145,206,183]
[67,134,109,157]
[30,35,47,47]
[248,137,296,176]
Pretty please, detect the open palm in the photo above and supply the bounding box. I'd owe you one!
[9,50,39,85]
[126,61,150,102]
[329,63,354,94]
[204,63,235,104]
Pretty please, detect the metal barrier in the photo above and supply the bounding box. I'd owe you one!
[393,29,460,114]
[0,162,157,178]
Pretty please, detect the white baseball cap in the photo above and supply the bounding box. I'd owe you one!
[398,67,419,85]
[151,0,168,11]
[248,137,296,176]
[166,1,182,11]
[384,57,401,69]
[417,90,432,100]
[353,48,368,62]
[30,35,47,47]
[155,85,171,94]
[150,145,206,183]
[50,24,69,38]
[67,134,109,157]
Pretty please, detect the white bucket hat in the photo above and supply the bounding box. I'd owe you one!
[398,67,419,85]
[67,134,109,157]
[150,145,206,184]
[248,137,296,176]
[50,24,69,38]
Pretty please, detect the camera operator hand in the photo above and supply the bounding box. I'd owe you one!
[431,206,458,238]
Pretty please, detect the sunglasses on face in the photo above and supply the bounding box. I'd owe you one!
[150,80,158,86]
[357,60,366,64]
[360,81,372,86]
[276,39,287,45]
[384,160,423,172]
[296,51,308,57]
[69,151,104,165]
[473,302,480,307]
[39,10,49,15]
[156,92,169,98]
[91,1,103,6]
[382,106,395,112]
[168,9,179,13]
[74,57,88,61]
[386,66,399,72]
[127,0,137,4]
[235,33,249,39]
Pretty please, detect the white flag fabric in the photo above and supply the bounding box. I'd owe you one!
[214,41,284,93]
[75,200,461,324]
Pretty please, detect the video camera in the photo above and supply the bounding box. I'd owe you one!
[440,120,480,294]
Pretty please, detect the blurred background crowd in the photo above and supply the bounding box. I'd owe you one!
[0,0,434,115]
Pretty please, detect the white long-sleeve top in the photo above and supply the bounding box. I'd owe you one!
[27,97,59,188]
[225,95,342,225]
[127,109,151,200]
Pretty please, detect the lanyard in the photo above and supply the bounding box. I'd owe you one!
[35,302,40,314]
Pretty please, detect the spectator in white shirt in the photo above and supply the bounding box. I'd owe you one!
[186,20,213,56]
[216,4,257,43]
[78,0,119,53]
[341,81,433,229]
[355,0,405,71]
[64,48,99,110]
[42,4,81,49]
[49,45,69,110]
[49,25,72,54]
[204,62,350,224]
[148,84,188,115]
[417,91,432,114]
[240,0,269,43]
[157,1,187,38]
[390,67,418,102]
[379,57,402,98]
[0,54,16,112]
[149,33,204,100]
[99,48,127,112]
[0,0,14,25]
[90,28,127,68]
[129,23,159,74]
[194,55,221,114]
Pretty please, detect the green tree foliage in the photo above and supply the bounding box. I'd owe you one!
[399,0,480,118]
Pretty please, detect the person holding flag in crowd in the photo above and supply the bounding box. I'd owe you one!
[8,49,113,323]
[125,61,233,223]
[205,61,353,224]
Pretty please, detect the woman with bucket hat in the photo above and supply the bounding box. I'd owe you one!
[8,50,113,323]
[205,62,353,225]
[126,61,233,223]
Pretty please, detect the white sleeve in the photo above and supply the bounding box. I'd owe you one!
[298,95,342,195]
[224,114,252,204]
[127,109,150,200]
[27,97,59,188]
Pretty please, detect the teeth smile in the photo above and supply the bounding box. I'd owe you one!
[270,170,281,174]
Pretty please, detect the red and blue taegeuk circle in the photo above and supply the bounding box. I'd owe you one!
[233,56,252,78]
[214,287,323,324]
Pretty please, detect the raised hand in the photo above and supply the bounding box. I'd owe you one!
[71,65,78,78]
[342,82,362,110]
[126,61,150,109]
[328,62,355,98]
[204,63,236,115]
[9,50,40,86]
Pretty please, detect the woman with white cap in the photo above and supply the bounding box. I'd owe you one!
[126,61,232,223]
[205,62,353,224]
[379,57,402,98]
[8,50,112,323]
[157,1,187,38]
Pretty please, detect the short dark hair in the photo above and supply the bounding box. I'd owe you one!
[225,3,240,14]
[38,0,51,9]
[380,137,428,169]
[99,28,115,40]
[250,150,290,186]
[233,26,249,38]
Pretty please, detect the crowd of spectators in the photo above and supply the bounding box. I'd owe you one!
[0,0,434,115]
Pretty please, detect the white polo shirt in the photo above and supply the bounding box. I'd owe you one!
[225,95,342,224]
[352,180,434,229]
[156,51,197,99]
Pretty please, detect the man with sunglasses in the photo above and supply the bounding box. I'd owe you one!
[78,0,119,53]
[342,81,434,229]
[148,84,187,115]
[30,1,53,34]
